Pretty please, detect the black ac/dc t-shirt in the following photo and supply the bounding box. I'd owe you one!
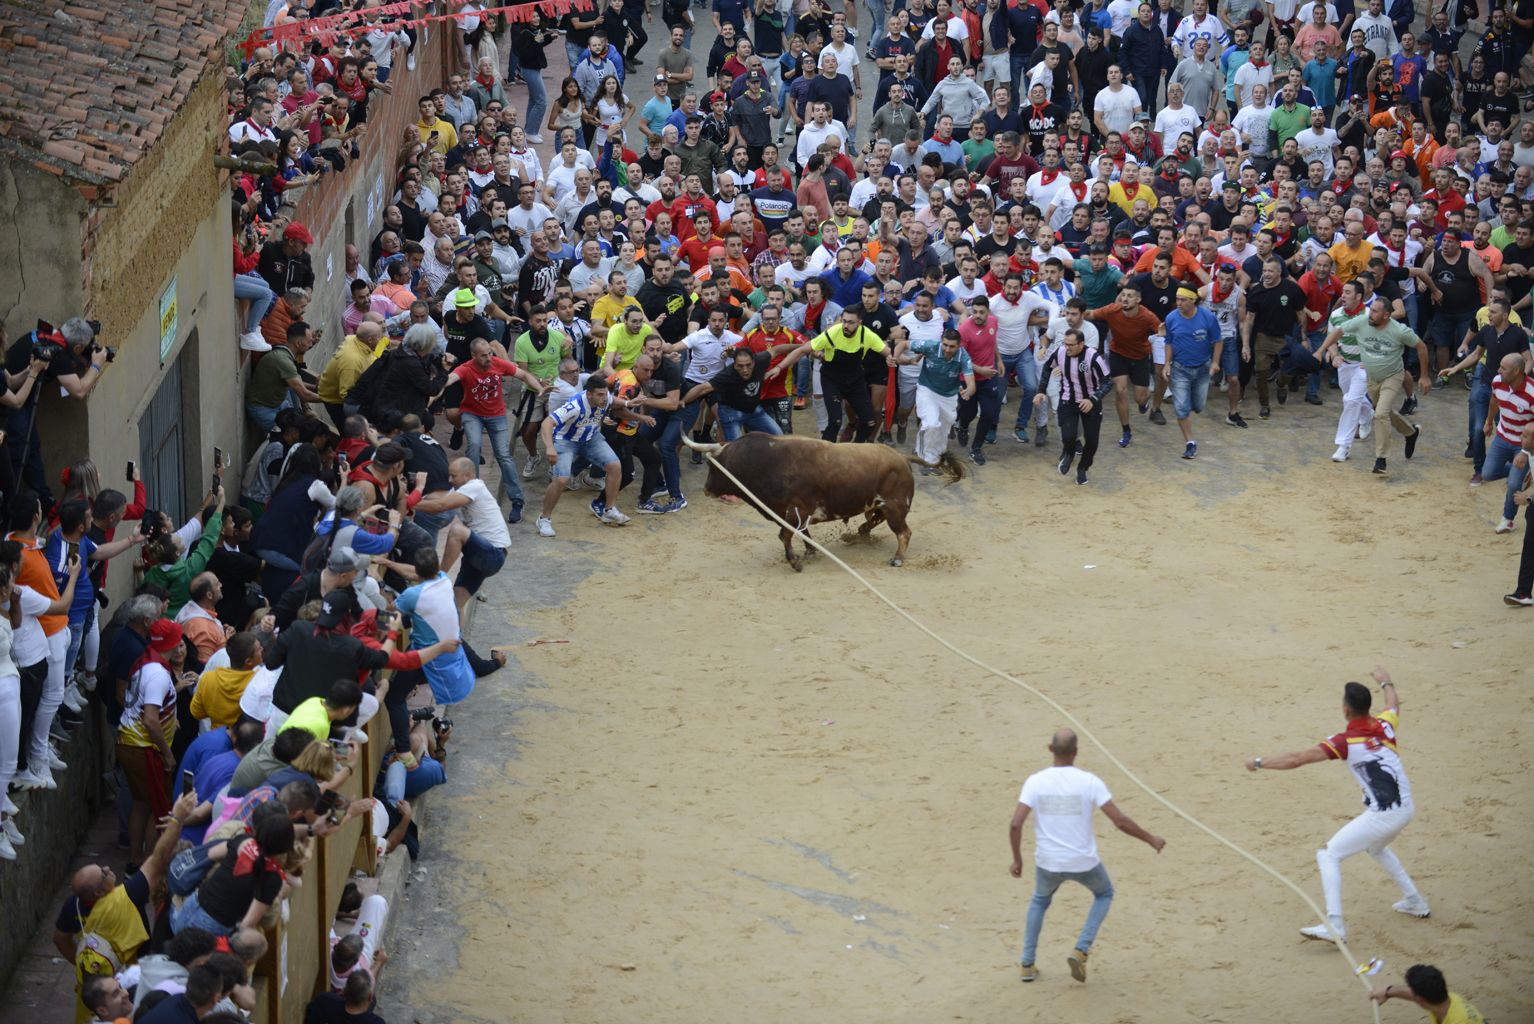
[707,352,772,412]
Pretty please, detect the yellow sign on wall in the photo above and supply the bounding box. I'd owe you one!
[159,277,178,362]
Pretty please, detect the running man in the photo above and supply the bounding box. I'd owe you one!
[1009,728,1166,983]
[1243,666,1430,944]
[1086,283,1163,449]
[893,327,976,472]
[1313,279,1374,463]
[1198,264,1248,428]
[1034,328,1112,485]
[1161,286,1223,459]
[1314,298,1431,475]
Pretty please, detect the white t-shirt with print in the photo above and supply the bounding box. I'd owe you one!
[1019,765,1112,873]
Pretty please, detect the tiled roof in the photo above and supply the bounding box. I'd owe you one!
[0,0,249,185]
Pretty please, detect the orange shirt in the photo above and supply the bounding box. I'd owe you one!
[1132,245,1205,281]
[1086,304,1162,361]
[7,532,65,636]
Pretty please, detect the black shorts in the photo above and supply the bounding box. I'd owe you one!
[1109,352,1153,387]
[863,350,890,387]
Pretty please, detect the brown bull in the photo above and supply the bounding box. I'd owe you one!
[681,433,963,570]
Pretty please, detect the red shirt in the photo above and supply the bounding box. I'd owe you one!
[741,326,803,400]
[668,194,721,242]
[1297,271,1343,329]
[676,233,721,273]
[957,314,999,370]
[1422,187,1465,230]
[451,357,519,417]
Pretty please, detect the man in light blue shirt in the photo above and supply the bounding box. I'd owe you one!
[640,75,675,141]
[895,327,975,469]
[1161,287,1223,459]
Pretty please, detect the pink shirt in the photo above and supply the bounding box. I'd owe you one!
[957,314,1000,370]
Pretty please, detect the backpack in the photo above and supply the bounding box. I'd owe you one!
[300,519,361,575]
[345,347,396,422]
[167,837,230,897]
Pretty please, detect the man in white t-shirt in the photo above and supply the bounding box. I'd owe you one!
[415,456,515,616]
[1092,65,1141,140]
[1294,108,1341,176]
[1231,40,1273,109]
[1008,728,1166,983]
[1232,82,1275,159]
[1153,83,1203,152]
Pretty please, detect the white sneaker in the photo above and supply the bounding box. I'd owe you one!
[77,671,97,693]
[1497,516,1516,534]
[1393,895,1430,918]
[522,453,541,479]
[536,516,556,538]
[0,833,14,861]
[1331,446,1349,463]
[1299,917,1346,943]
[239,331,272,353]
[2,794,17,815]
[407,53,417,71]
[47,746,67,771]
[600,506,631,526]
[1,817,23,846]
[526,133,544,144]
[1358,418,1373,440]
[62,683,85,713]
[14,770,53,791]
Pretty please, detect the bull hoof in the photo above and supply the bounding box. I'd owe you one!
[889,557,903,567]
[789,556,803,572]
[803,545,819,557]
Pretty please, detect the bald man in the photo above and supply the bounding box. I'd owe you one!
[413,456,513,617]
[1008,728,1165,984]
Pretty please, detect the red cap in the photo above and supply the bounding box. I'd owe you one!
[1390,149,1409,161]
[148,619,184,653]
[283,222,314,245]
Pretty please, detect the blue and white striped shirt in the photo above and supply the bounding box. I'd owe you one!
[548,391,613,443]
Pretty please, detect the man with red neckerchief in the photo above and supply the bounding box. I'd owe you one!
[740,302,805,432]
[668,177,720,243]
[1420,167,1466,231]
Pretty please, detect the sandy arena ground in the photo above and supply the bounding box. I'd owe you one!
[382,393,1533,1023]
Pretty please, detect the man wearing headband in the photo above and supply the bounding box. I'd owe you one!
[1161,287,1223,460]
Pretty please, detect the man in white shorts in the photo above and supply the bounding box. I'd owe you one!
[1243,666,1430,944]
[1009,728,1166,983]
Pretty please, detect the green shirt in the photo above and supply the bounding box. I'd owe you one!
[1341,311,1418,381]
[246,345,299,409]
[1072,259,1125,309]
[1267,103,1311,147]
[809,324,886,362]
[604,322,653,370]
[962,138,996,171]
[513,328,568,381]
[1328,304,1367,363]
[281,696,333,744]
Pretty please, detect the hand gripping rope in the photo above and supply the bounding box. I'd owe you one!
[699,449,1383,1023]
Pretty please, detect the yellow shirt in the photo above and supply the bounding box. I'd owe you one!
[1107,181,1158,216]
[809,324,885,362]
[416,118,458,154]
[281,696,334,744]
[317,335,381,404]
[1328,240,1371,283]
[189,666,256,729]
[1441,992,1485,1024]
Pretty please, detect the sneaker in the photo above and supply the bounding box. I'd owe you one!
[969,448,986,465]
[62,684,85,713]
[1149,409,1167,425]
[664,497,689,513]
[637,499,668,514]
[1276,381,1288,404]
[956,426,970,447]
[581,468,607,490]
[14,770,54,791]
[793,397,808,410]
[600,506,631,526]
[1393,895,1431,918]
[47,747,67,771]
[1504,592,1534,606]
[535,516,556,537]
[1218,378,1229,392]
[877,430,894,446]
[526,133,544,144]
[0,817,21,846]
[1226,412,1248,428]
[1300,918,1346,943]
[1401,396,1418,416]
[1331,446,1349,462]
[1305,394,1323,405]
[239,331,271,353]
[1076,466,1088,485]
[406,53,416,71]
[1258,405,1271,419]
[1358,418,1372,440]
[1496,516,1516,534]
[1182,441,1197,459]
[1034,425,1047,446]
[1014,427,1029,443]
[690,449,704,465]
[508,499,524,524]
[1067,949,1089,983]
[1372,458,1387,475]
[589,497,607,519]
[1058,451,1075,475]
[1470,472,1482,486]
[896,424,907,445]
[564,473,585,491]
[1118,428,1132,448]
[1403,425,1420,460]
[0,833,14,861]
[1137,400,1149,414]
[449,426,464,450]
[522,454,541,479]
[1018,963,1038,983]
[986,428,997,444]
[2,794,17,815]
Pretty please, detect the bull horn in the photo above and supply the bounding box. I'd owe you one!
[679,434,724,455]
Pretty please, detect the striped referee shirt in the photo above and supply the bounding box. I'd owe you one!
[1038,344,1113,405]
[547,391,613,443]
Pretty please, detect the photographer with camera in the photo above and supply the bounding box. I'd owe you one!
[3,318,113,510]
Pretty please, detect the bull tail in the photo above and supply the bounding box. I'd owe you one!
[903,453,966,485]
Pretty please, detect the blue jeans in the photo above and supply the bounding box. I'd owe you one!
[461,411,524,505]
[233,272,277,333]
[1469,374,1493,472]
[1430,310,1474,355]
[455,530,506,595]
[1304,329,1325,399]
[172,892,232,936]
[1402,292,1420,336]
[794,359,812,397]
[246,392,298,434]
[1483,434,1528,520]
[1002,350,1038,431]
[645,403,700,500]
[553,434,618,479]
[1021,863,1115,965]
[384,759,407,803]
[523,70,548,137]
[1009,52,1028,99]
[1169,362,1209,420]
[717,404,784,440]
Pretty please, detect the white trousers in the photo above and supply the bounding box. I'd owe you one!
[914,387,958,465]
[0,673,19,804]
[1333,362,1374,447]
[1317,805,1419,922]
[27,629,69,771]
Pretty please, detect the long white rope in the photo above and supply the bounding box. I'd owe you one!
[700,449,1382,1022]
